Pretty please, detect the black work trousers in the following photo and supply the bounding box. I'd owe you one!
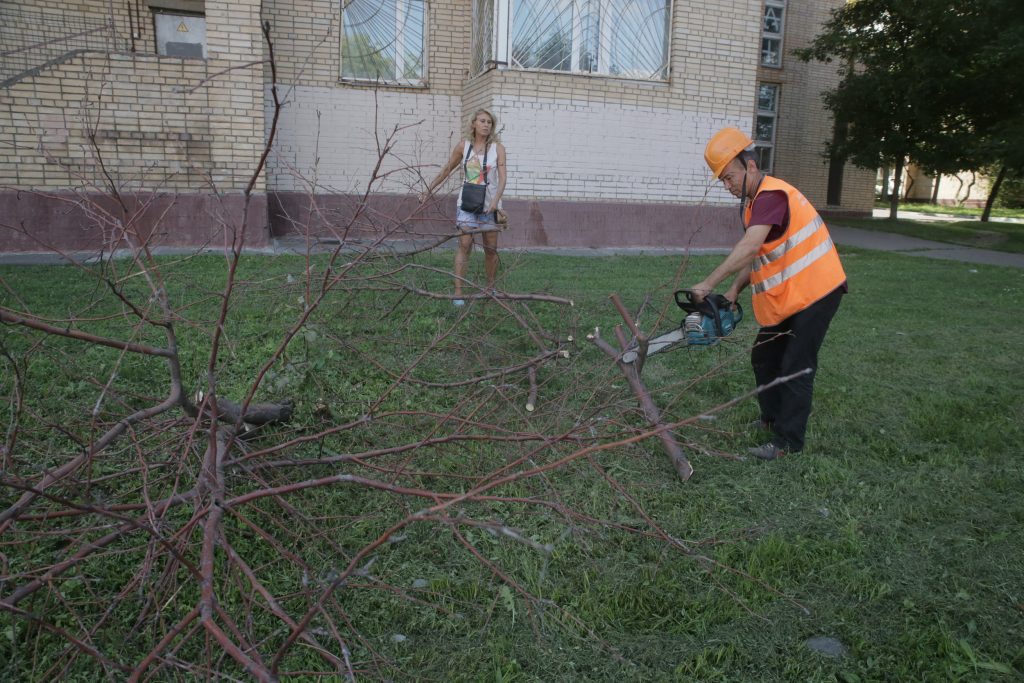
[751,286,844,452]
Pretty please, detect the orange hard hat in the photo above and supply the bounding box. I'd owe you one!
[704,127,754,178]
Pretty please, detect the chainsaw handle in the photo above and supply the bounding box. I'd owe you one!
[674,289,740,311]
[674,290,743,332]
[674,289,700,307]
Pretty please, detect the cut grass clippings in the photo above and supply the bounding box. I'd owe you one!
[1,247,1023,681]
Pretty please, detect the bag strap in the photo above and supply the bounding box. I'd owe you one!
[463,141,488,186]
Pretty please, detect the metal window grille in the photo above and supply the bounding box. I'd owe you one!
[341,0,426,85]
[475,0,670,81]
[760,0,785,68]
[0,3,119,85]
[472,0,496,75]
[755,83,779,173]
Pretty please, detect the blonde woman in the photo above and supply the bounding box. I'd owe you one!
[420,109,507,306]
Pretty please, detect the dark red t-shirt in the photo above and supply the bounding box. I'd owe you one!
[747,189,788,242]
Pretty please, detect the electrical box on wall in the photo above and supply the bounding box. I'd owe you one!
[153,11,206,58]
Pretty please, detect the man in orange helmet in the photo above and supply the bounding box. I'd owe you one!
[689,127,847,461]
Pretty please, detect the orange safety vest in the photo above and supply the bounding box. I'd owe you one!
[745,176,846,327]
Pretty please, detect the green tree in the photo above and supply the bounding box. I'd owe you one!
[341,32,396,81]
[967,3,1024,220]
[797,0,1024,221]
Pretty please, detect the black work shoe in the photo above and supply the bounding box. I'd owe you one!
[749,442,786,460]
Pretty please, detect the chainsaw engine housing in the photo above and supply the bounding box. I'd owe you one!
[677,292,742,346]
[620,291,744,364]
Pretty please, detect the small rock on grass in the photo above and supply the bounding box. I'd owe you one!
[804,636,848,659]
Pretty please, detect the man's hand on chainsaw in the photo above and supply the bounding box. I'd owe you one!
[688,281,713,303]
[723,286,740,310]
[690,282,740,310]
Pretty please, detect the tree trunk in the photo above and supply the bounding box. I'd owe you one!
[931,175,941,203]
[963,171,977,205]
[889,158,903,220]
[880,166,891,201]
[981,165,1007,223]
[827,119,848,206]
[954,174,966,205]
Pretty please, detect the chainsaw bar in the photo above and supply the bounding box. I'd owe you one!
[621,328,686,364]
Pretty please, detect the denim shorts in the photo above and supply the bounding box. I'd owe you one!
[456,208,499,232]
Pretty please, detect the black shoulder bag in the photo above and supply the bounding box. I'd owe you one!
[459,143,488,214]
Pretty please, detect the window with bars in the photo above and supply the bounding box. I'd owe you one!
[472,0,496,75]
[760,0,784,68]
[341,0,425,85]
[474,0,671,81]
[755,83,778,173]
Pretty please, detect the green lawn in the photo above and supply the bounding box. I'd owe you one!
[1,247,1022,681]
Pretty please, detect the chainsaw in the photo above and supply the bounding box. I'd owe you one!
[621,290,743,364]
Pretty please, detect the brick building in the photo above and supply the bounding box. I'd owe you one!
[0,0,874,253]
[900,165,990,208]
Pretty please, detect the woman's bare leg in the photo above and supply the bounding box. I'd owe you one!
[454,233,475,298]
[482,231,499,290]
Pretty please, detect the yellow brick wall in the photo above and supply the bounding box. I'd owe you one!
[264,0,470,195]
[0,0,265,193]
[205,0,265,190]
[756,0,874,212]
[264,0,469,97]
[462,2,761,115]
[0,0,164,82]
[266,0,765,204]
[2,0,874,213]
[260,0,338,87]
[457,2,762,205]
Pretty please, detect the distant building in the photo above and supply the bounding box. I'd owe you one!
[754,0,875,216]
[897,165,990,208]
[0,0,873,253]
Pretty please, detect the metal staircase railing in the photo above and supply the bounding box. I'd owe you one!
[1,4,120,88]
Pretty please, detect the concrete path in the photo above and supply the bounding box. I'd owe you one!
[828,223,1024,269]
[872,208,1024,224]
[2,216,1022,269]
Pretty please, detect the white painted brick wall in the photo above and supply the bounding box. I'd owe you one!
[492,95,746,205]
[265,0,762,207]
[270,87,749,205]
[268,86,462,194]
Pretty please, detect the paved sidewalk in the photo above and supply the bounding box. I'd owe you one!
[828,223,1024,269]
[873,208,1024,224]
[2,219,1022,269]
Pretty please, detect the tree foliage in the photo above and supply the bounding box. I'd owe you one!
[797,0,1024,219]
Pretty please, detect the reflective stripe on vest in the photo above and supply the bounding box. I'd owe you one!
[753,215,824,271]
[751,236,836,294]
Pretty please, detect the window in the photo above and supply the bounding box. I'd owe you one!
[472,0,496,75]
[153,11,206,59]
[760,0,784,68]
[754,83,778,173]
[341,0,426,85]
[474,0,671,80]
